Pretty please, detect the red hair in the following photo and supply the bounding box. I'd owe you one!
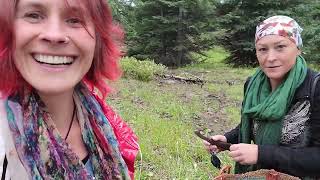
[0,0,19,97]
[0,0,123,98]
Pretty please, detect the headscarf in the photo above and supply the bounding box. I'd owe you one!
[235,16,308,173]
[255,15,303,48]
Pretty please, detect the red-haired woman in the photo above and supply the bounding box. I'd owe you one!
[0,0,138,179]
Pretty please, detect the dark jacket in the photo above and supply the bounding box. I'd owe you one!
[224,69,320,178]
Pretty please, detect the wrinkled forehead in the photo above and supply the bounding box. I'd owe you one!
[16,0,90,14]
[255,34,296,46]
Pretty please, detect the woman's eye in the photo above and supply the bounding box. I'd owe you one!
[66,18,83,26]
[258,48,267,52]
[277,45,286,49]
[24,12,43,22]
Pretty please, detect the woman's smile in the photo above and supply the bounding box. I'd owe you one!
[266,65,282,71]
[32,53,76,72]
[32,54,75,65]
[267,65,281,68]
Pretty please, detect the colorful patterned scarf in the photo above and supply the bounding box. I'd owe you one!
[5,84,130,179]
[255,15,303,48]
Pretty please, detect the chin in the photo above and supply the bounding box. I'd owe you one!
[267,75,281,80]
[266,74,285,82]
[31,82,77,96]
[265,71,282,79]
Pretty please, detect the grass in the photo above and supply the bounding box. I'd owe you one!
[108,80,215,179]
[107,48,252,179]
[107,48,320,179]
[120,57,167,81]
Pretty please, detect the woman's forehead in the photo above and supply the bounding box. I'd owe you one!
[255,35,295,46]
[16,0,86,12]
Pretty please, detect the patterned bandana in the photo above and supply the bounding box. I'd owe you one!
[5,85,130,179]
[255,15,303,48]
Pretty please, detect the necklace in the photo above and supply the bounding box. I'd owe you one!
[64,102,76,140]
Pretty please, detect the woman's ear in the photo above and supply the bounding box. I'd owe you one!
[297,49,302,56]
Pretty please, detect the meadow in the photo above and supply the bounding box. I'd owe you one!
[107,47,317,179]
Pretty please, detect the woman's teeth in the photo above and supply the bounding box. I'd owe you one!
[33,54,74,65]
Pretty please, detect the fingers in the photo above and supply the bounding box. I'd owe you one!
[229,144,258,165]
[203,140,218,153]
[229,144,246,164]
[229,145,240,157]
[229,144,238,151]
[203,140,210,146]
[229,145,245,163]
[205,141,258,165]
[210,135,227,142]
[203,135,227,154]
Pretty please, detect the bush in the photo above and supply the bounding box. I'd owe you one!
[120,57,167,81]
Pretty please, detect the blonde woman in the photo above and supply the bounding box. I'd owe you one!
[205,15,320,178]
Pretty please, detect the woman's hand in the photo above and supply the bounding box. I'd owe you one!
[229,144,258,165]
[203,135,227,154]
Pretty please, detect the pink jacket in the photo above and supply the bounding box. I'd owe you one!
[94,94,139,180]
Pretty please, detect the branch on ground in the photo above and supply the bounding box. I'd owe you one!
[160,74,205,86]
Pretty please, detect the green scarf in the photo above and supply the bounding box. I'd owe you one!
[235,55,307,173]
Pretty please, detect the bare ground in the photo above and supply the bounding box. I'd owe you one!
[155,71,241,135]
[109,67,247,136]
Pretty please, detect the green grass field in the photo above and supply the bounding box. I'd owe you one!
[107,48,319,179]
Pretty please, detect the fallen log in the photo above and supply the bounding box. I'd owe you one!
[160,74,205,86]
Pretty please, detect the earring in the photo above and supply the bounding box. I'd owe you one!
[64,37,70,43]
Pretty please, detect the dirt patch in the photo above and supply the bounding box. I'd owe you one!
[195,92,236,135]
[110,69,242,136]
[155,70,240,135]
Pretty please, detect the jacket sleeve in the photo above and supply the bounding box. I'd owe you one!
[258,145,320,177]
[224,125,239,144]
[224,78,250,144]
[257,79,320,177]
[94,94,139,180]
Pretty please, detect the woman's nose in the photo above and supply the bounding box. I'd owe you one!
[38,19,69,44]
[266,49,277,62]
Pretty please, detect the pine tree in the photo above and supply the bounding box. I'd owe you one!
[129,0,217,66]
[108,0,137,39]
[216,0,305,66]
[293,0,320,63]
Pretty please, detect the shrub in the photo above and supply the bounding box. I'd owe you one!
[120,57,167,81]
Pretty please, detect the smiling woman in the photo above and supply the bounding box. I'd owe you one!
[0,0,138,179]
[13,0,96,95]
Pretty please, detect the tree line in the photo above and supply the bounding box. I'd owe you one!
[109,0,320,67]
